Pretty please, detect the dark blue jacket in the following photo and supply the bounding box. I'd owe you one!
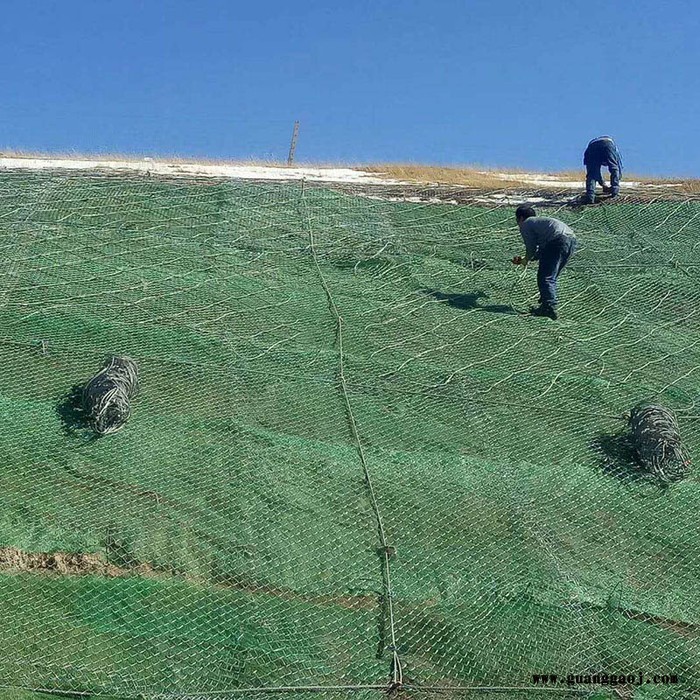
[584,136,623,172]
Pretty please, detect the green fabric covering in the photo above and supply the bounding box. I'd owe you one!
[0,172,697,698]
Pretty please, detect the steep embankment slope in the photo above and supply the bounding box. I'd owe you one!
[0,167,697,698]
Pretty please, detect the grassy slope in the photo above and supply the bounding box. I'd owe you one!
[0,173,697,697]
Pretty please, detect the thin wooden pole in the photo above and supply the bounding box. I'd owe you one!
[287,120,300,166]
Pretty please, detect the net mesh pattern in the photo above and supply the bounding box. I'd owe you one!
[0,171,698,699]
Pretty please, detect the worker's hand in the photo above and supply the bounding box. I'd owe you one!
[511,255,523,265]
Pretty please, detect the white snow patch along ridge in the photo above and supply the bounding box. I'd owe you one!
[474,194,549,205]
[356,193,461,206]
[484,172,642,189]
[0,156,406,185]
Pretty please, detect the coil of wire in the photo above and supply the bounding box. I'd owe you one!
[628,402,691,483]
[82,356,139,435]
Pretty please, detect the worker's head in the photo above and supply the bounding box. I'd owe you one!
[515,204,536,226]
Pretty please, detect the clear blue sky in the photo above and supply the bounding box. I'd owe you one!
[1,0,698,175]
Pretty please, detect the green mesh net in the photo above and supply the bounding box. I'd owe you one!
[0,171,697,700]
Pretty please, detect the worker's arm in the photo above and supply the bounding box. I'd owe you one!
[512,220,540,265]
[614,145,623,172]
[520,224,539,261]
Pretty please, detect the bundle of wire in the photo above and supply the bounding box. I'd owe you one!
[82,356,140,435]
[628,402,691,483]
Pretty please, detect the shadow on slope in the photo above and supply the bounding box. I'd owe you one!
[55,384,100,442]
[592,432,679,489]
[421,288,517,315]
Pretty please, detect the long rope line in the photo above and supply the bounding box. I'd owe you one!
[4,682,593,697]
[299,184,402,690]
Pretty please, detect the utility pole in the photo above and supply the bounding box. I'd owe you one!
[287,120,300,166]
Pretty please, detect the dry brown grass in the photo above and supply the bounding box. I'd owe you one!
[364,163,596,189]
[638,176,700,195]
[679,180,700,194]
[365,163,700,194]
[362,163,530,189]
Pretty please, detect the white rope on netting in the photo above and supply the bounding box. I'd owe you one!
[368,311,472,359]
[628,402,692,483]
[581,309,697,379]
[299,184,403,691]
[360,250,516,335]
[378,313,505,381]
[471,266,698,402]
[506,260,533,314]
[82,356,139,435]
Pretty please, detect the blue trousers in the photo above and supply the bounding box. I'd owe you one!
[537,237,575,308]
[586,164,621,200]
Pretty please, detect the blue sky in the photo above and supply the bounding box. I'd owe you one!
[0,0,698,175]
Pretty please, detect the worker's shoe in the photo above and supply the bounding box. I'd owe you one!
[529,304,558,320]
[580,194,595,205]
[609,188,619,198]
[602,185,612,194]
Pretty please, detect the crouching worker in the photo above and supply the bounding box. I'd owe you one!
[582,135,623,204]
[512,205,577,320]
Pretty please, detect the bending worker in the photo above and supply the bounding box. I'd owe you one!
[512,205,577,320]
[582,135,623,204]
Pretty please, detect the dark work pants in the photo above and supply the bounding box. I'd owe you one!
[586,164,621,200]
[537,237,575,308]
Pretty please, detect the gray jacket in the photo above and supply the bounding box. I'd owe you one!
[519,217,576,261]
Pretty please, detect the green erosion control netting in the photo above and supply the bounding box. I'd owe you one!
[0,171,698,700]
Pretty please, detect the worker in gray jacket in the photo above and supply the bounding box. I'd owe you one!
[512,205,577,320]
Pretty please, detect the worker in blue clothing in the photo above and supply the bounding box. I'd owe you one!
[582,136,623,204]
[511,205,577,320]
